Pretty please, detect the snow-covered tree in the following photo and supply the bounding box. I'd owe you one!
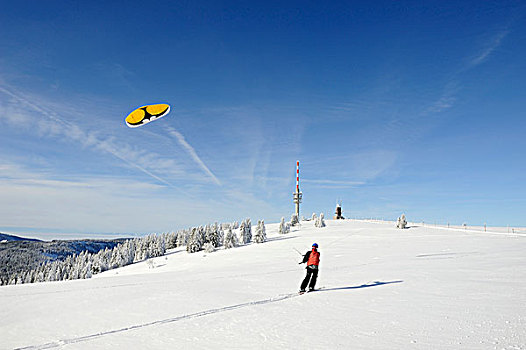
[123,240,136,265]
[63,255,74,280]
[166,231,178,249]
[91,253,103,274]
[315,213,326,228]
[211,222,222,247]
[291,214,299,226]
[35,269,45,283]
[134,237,148,262]
[278,217,290,234]
[45,261,57,282]
[254,220,267,243]
[176,229,189,247]
[397,214,407,229]
[187,227,203,253]
[152,235,166,257]
[239,218,252,244]
[223,227,237,249]
[75,251,91,279]
[82,257,93,279]
[218,224,224,246]
[110,245,126,269]
[205,223,221,247]
[203,242,215,253]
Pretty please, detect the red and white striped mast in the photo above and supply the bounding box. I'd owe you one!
[293,160,302,217]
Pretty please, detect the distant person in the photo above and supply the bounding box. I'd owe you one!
[299,243,320,293]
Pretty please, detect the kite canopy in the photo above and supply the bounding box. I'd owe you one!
[125,103,170,128]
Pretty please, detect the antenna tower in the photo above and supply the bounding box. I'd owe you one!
[293,160,302,216]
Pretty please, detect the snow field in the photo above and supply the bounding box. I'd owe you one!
[1,219,525,349]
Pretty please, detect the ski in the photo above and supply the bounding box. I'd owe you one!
[299,286,325,295]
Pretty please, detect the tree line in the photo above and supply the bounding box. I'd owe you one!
[2,218,266,286]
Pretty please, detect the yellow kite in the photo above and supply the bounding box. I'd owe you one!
[125,104,170,128]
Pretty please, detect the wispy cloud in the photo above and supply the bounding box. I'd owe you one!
[166,126,221,185]
[0,83,185,189]
[422,81,460,115]
[422,28,509,117]
[469,30,509,67]
[0,160,193,233]
[0,161,164,191]
[302,179,365,187]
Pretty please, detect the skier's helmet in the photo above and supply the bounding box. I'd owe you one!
[312,243,318,248]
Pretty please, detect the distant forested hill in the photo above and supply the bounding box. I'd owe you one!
[0,238,127,285]
[0,233,42,242]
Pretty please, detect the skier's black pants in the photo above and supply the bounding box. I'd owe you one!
[300,266,318,290]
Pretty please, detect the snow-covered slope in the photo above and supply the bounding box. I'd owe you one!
[1,220,525,349]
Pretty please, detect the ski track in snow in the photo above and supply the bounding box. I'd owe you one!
[14,292,302,350]
[16,281,401,350]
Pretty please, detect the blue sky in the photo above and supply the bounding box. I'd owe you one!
[1,1,525,237]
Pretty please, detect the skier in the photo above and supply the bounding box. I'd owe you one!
[299,243,320,293]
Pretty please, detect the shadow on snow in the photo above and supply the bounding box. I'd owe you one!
[320,280,403,292]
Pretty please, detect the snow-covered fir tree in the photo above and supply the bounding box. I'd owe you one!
[223,227,237,249]
[254,220,267,243]
[123,240,136,265]
[81,256,93,279]
[76,251,91,279]
[278,217,290,234]
[397,214,407,229]
[176,229,189,247]
[110,245,126,269]
[291,214,299,226]
[239,218,252,244]
[133,238,147,262]
[100,247,112,270]
[217,223,224,246]
[204,224,212,244]
[165,231,178,249]
[205,223,221,247]
[187,227,203,253]
[315,213,326,228]
[46,261,59,282]
[63,255,74,280]
[211,222,222,247]
[152,234,166,257]
[203,242,215,253]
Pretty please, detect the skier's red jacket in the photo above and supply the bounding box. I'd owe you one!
[302,248,320,266]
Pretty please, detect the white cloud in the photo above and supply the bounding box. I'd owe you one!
[302,179,365,187]
[421,29,509,117]
[470,30,509,67]
[423,82,460,115]
[0,84,188,189]
[166,126,221,185]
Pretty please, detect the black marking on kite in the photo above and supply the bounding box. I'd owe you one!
[127,106,169,126]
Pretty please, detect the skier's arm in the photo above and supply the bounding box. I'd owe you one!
[299,251,311,264]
